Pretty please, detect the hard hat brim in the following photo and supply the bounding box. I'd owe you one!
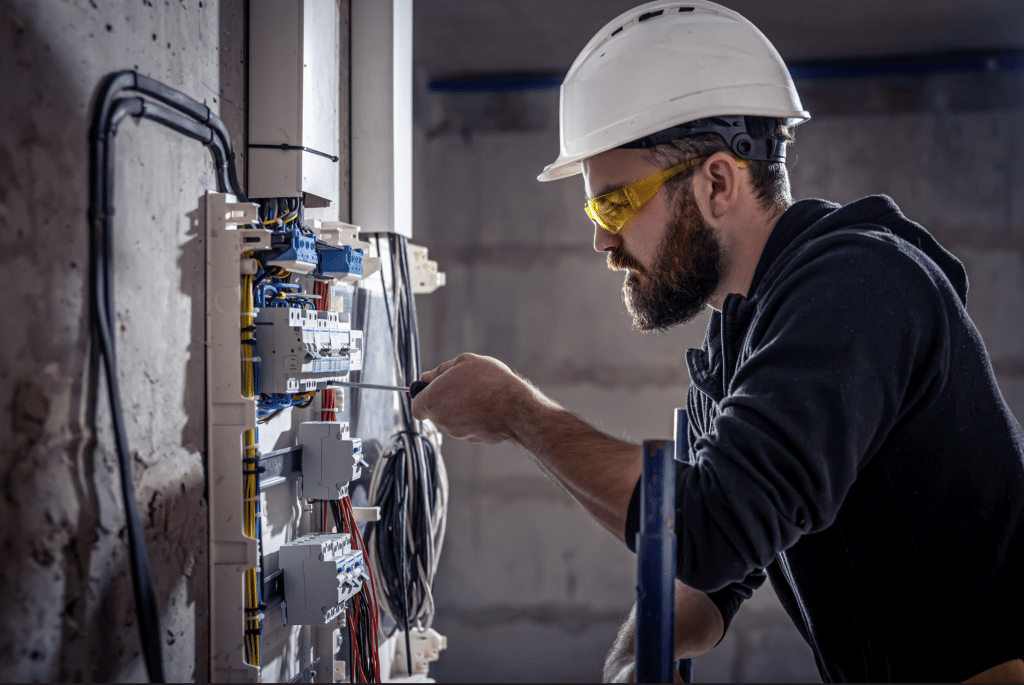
[538,104,810,183]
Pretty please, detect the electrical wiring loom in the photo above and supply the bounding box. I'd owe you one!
[252,198,321,425]
[243,194,381,679]
[328,496,383,682]
[88,70,248,683]
[365,234,449,675]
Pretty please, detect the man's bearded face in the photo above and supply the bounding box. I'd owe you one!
[607,183,723,332]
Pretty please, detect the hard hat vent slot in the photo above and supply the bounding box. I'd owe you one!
[638,10,664,22]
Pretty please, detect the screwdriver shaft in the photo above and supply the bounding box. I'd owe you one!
[330,380,408,393]
[328,379,429,398]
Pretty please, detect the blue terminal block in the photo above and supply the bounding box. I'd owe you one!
[318,246,364,278]
[266,227,318,272]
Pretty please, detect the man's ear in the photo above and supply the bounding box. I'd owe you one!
[692,151,741,221]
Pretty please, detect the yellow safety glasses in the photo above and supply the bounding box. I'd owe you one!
[584,156,750,233]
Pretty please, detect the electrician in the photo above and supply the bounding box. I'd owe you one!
[411,1,1024,681]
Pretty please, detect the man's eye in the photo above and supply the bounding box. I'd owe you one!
[600,193,631,216]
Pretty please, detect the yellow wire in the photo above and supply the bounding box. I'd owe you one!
[260,209,297,226]
[241,264,261,668]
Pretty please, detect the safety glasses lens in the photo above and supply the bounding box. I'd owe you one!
[586,190,634,233]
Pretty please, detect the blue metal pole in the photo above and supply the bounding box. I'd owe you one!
[636,439,675,683]
[674,408,693,683]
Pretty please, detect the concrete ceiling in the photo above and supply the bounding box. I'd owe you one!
[414,0,1024,79]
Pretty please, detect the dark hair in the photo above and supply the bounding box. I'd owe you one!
[643,116,795,216]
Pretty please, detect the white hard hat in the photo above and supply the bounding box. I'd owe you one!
[538,0,810,182]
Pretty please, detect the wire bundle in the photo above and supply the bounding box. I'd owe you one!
[366,433,448,629]
[331,496,382,682]
[365,235,449,673]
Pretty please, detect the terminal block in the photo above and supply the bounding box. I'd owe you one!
[279,533,369,626]
[314,220,381,282]
[407,243,446,294]
[318,245,364,278]
[254,307,363,394]
[391,628,449,678]
[263,226,318,274]
[298,421,366,501]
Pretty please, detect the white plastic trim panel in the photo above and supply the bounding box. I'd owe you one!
[205,193,263,682]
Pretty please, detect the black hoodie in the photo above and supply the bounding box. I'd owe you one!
[624,196,1024,682]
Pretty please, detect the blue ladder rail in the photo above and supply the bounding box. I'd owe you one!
[636,408,693,683]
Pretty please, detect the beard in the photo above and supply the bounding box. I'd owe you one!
[607,185,723,332]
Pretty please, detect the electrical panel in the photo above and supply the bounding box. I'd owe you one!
[205,193,448,683]
[202,1,444,681]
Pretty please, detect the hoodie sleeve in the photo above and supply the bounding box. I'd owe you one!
[670,230,952,593]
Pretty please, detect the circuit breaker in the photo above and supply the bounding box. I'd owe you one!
[254,307,363,395]
[279,533,370,626]
[298,422,366,501]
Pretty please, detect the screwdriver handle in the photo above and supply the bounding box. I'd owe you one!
[409,380,429,399]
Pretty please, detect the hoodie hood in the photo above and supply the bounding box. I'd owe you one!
[750,196,969,306]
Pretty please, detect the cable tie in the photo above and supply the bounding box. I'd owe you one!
[241,356,262,362]
[249,142,340,163]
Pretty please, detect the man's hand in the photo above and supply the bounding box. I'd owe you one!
[603,580,725,683]
[412,353,557,443]
[412,352,642,540]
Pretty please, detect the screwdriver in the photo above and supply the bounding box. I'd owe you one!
[330,379,429,398]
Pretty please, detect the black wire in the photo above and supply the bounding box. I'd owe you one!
[89,77,164,685]
[365,234,446,677]
[330,499,344,532]
[88,71,248,683]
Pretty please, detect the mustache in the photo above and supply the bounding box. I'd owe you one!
[607,248,644,274]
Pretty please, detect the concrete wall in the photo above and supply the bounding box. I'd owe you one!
[0,1,247,680]
[413,69,1024,681]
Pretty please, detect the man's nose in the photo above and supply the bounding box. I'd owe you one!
[594,223,622,253]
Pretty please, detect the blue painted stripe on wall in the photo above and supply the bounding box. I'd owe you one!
[427,52,1024,92]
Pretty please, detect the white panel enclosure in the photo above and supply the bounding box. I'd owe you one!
[351,0,414,237]
[249,0,340,206]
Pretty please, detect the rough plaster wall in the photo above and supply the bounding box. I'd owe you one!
[412,72,1024,681]
[0,1,245,681]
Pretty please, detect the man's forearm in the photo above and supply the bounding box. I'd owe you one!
[510,397,642,542]
[413,353,642,542]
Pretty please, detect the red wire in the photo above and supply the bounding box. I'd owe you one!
[344,497,381,681]
[315,281,336,422]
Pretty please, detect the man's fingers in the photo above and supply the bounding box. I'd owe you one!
[420,354,466,383]
[411,391,429,421]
